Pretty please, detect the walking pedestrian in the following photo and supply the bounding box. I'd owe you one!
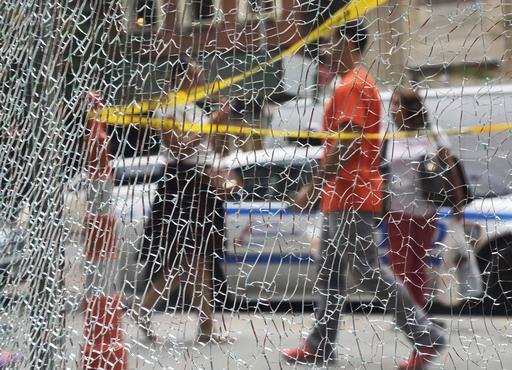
[281,21,447,369]
[384,88,465,308]
[133,57,230,344]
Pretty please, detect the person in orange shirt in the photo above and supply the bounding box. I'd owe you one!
[281,21,447,369]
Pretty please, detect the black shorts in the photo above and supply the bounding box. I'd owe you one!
[141,162,225,267]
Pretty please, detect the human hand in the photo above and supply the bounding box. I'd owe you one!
[290,183,317,213]
[207,167,242,199]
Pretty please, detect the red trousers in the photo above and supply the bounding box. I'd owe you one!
[386,212,437,307]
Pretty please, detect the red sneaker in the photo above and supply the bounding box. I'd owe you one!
[398,345,445,370]
[281,342,318,363]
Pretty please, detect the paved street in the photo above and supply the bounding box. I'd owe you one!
[65,309,512,369]
[59,251,512,370]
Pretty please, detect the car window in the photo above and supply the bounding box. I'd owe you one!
[113,162,166,186]
[464,159,512,199]
[468,173,512,198]
[229,160,316,202]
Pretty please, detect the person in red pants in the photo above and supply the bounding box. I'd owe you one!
[384,88,465,308]
[386,211,438,307]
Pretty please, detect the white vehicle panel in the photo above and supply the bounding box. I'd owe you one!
[64,138,512,305]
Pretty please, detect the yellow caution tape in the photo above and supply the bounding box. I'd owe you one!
[91,0,386,121]
[96,112,512,141]
[88,0,512,141]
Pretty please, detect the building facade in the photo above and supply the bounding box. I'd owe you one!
[364,0,509,86]
[121,0,510,87]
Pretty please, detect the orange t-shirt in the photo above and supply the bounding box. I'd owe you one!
[320,68,383,214]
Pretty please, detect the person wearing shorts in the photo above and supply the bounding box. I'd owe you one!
[134,57,229,344]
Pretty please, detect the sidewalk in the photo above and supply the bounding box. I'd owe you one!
[73,310,512,369]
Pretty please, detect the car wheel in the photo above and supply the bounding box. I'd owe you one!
[477,237,512,312]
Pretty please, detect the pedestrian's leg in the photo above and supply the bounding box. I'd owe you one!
[387,213,407,281]
[135,263,180,340]
[350,212,444,351]
[182,254,217,342]
[141,180,167,263]
[136,165,181,326]
[184,175,226,343]
[402,216,437,309]
[387,213,428,307]
[305,214,347,361]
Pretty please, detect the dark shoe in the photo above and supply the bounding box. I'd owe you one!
[398,337,447,370]
[127,308,159,343]
[137,318,159,343]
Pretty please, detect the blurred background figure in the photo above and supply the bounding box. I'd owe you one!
[383,88,465,308]
[0,351,22,368]
[134,56,231,344]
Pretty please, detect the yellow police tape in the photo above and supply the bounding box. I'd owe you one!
[91,0,385,121]
[88,0,512,140]
[97,113,512,141]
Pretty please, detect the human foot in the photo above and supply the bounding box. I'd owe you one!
[398,336,447,370]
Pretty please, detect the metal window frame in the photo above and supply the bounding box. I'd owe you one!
[237,0,283,22]
[122,0,165,34]
[176,0,224,28]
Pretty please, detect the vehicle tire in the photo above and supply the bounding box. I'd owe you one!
[477,237,512,313]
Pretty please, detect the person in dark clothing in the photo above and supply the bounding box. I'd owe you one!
[134,57,231,344]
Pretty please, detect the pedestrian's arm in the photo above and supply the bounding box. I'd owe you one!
[206,165,242,199]
[292,123,362,212]
[438,146,465,220]
[207,98,231,155]
[318,124,363,182]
